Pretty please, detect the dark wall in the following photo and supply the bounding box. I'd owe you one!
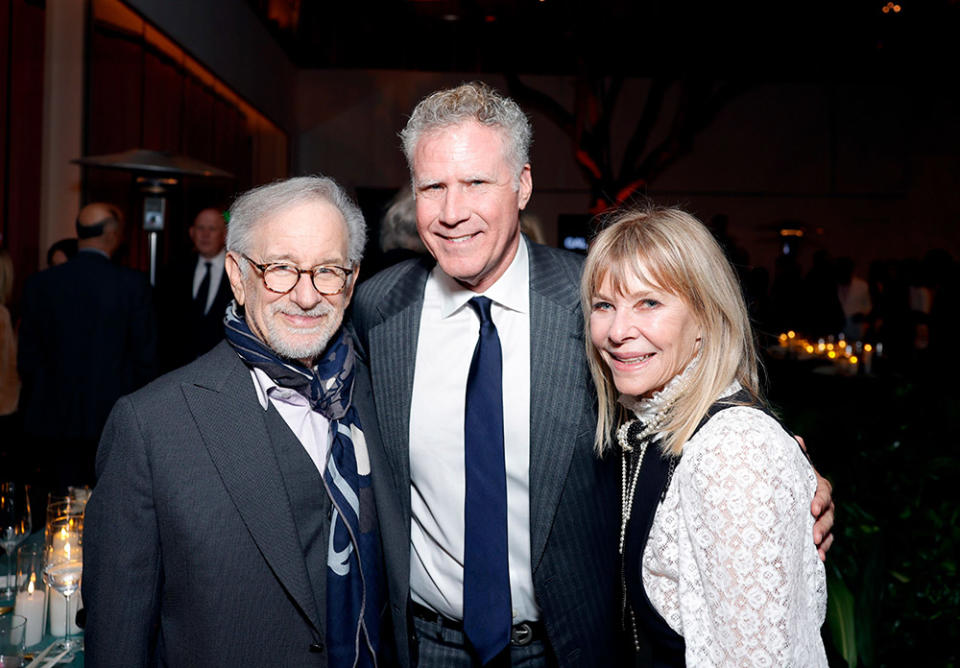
[0,0,45,309]
[84,18,254,272]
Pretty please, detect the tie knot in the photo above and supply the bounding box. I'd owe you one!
[204,261,212,270]
[468,296,494,325]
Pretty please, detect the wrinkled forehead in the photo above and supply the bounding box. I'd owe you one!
[413,122,511,166]
[252,199,349,257]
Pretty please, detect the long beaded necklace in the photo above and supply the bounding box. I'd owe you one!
[617,399,675,653]
[617,405,672,556]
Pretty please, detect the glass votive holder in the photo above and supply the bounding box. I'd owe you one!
[13,543,46,647]
[0,614,26,667]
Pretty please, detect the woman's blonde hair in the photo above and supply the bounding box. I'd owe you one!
[581,206,761,456]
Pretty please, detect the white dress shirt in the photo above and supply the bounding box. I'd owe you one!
[192,250,226,315]
[408,240,536,622]
[249,367,331,475]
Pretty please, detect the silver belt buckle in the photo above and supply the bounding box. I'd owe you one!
[510,621,534,646]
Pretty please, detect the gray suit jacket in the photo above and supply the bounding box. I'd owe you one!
[352,239,622,667]
[83,340,399,667]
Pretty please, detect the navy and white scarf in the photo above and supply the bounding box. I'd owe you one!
[225,303,381,667]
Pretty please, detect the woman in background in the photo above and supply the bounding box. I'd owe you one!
[582,207,827,666]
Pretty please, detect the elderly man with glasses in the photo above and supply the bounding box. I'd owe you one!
[83,176,400,668]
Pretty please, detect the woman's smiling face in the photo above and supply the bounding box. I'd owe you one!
[589,269,701,399]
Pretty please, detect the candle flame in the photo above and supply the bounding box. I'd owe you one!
[28,573,35,594]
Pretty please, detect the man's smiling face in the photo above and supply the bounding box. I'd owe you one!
[412,120,532,293]
[225,198,354,367]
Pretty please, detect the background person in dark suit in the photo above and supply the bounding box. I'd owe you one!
[17,202,156,487]
[84,176,400,667]
[157,207,233,372]
[353,83,835,668]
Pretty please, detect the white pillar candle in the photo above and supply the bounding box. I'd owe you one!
[14,579,46,647]
[48,588,82,636]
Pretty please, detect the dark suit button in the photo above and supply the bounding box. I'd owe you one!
[309,642,324,653]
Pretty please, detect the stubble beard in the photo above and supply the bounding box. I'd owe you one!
[265,300,342,367]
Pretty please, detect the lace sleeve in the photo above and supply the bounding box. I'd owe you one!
[673,407,827,667]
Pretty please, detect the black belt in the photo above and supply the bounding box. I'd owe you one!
[411,602,544,647]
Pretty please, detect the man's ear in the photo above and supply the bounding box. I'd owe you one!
[225,252,246,306]
[342,263,359,308]
[518,164,533,210]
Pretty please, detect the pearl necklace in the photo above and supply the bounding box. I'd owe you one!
[617,406,671,556]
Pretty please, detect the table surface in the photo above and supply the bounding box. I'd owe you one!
[2,531,83,667]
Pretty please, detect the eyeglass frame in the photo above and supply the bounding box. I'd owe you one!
[237,253,355,296]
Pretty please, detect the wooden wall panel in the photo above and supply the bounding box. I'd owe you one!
[87,26,144,153]
[86,24,147,270]
[3,0,45,308]
[181,77,214,163]
[0,0,10,244]
[83,12,286,273]
[142,49,183,152]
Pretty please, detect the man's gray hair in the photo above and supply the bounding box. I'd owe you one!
[226,175,367,266]
[400,81,533,181]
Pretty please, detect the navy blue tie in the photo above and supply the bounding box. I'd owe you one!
[462,296,511,664]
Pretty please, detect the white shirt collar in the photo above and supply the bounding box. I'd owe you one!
[431,236,530,319]
[197,248,226,269]
[249,366,313,410]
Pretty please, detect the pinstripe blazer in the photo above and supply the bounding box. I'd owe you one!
[83,340,396,667]
[352,238,622,667]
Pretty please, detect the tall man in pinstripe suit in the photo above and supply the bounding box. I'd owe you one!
[353,82,622,667]
[353,83,834,667]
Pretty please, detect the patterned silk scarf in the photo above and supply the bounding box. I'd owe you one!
[224,303,381,667]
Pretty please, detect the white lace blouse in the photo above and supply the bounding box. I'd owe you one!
[622,380,828,667]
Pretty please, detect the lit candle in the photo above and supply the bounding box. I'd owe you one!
[14,573,46,646]
[48,588,82,636]
[52,526,69,553]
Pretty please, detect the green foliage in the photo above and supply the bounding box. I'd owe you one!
[769,364,959,666]
[827,567,857,667]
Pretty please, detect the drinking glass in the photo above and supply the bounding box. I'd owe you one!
[45,498,84,533]
[0,614,26,668]
[42,515,83,653]
[0,483,32,601]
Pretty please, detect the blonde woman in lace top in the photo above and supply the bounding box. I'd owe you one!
[582,207,828,667]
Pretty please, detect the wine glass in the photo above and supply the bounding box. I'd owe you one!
[0,483,32,602]
[43,514,83,654]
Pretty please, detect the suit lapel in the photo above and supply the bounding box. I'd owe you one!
[527,242,588,569]
[366,261,430,505]
[181,346,322,632]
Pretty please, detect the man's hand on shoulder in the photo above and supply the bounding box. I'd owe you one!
[796,435,835,561]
